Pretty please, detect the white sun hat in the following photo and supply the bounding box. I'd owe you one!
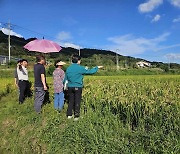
[56,61,66,66]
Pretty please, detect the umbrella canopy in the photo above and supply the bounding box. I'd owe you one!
[24,39,62,53]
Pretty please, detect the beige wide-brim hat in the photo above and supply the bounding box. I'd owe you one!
[56,61,66,66]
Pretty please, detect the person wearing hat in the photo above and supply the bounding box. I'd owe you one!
[53,60,66,111]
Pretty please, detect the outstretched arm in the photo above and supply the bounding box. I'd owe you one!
[81,66,103,75]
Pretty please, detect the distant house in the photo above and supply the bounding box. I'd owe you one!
[0,55,20,65]
[136,61,151,68]
[0,55,8,65]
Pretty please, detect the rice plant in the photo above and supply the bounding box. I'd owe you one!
[0,75,179,153]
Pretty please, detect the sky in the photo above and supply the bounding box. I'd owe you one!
[0,0,180,63]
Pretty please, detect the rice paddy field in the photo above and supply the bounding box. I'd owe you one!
[0,75,179,153]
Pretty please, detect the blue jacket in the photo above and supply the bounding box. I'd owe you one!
[64,63,98,87]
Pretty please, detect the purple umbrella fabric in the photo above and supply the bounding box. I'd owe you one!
[24,39,62,53]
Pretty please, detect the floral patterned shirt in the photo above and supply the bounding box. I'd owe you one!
[53,68,65,93]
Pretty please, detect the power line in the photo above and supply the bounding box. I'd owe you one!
[3,37,27,44]
[116,49,119,70]
[8,21,11,61]
[1,21,85,58]
[1,22,84,53]
[13,24,55,40]
[0,21,46,37]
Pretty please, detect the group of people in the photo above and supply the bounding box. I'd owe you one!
[15,54,102,120]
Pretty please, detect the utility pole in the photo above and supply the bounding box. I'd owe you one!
[116,49,120,71]
[8,21,11,62]
[125,59,127,68]
[168,57,171,69]
[79,47,81,56]
[166,55,172,70]
[168,58,170,70]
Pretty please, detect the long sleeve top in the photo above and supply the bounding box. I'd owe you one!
[64,63,98,88]
[53,68,65,93]
[17,66,28,81]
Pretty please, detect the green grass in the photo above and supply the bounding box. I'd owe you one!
[0,75,180,153]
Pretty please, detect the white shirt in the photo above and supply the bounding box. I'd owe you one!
[17,66,28,81]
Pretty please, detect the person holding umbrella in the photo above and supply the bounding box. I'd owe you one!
[34,55,47,113]
[53,60,66,112]
[65,54,103,121]
[24,38,62,113]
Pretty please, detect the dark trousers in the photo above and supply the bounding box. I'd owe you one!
[67,87,82,118]
[34,87,45,113]
[18,80,29,103]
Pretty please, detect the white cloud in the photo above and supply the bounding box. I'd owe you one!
[56,41,81,49]
[55,31,81,49]
[170,0,180,7]
[56,31,72,41]
[61,17,78,26]
[107,32,170,56]
[152,14,161,22]
[165,53,180,60]
[1,28,23,38]
[56,40,81,49]
[62,42,81,49]
[156,43,180,51]
[173,16,180,22]
[138,0,163,13]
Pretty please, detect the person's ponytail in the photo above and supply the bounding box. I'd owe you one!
[19,64,22,71]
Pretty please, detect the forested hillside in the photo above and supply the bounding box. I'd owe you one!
[0,31,180,71]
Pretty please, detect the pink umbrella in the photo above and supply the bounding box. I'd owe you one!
[24,39,62,53]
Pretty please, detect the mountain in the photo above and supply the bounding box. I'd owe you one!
[0,30,180,70]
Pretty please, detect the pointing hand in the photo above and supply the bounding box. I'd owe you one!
[98,66,103,69]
